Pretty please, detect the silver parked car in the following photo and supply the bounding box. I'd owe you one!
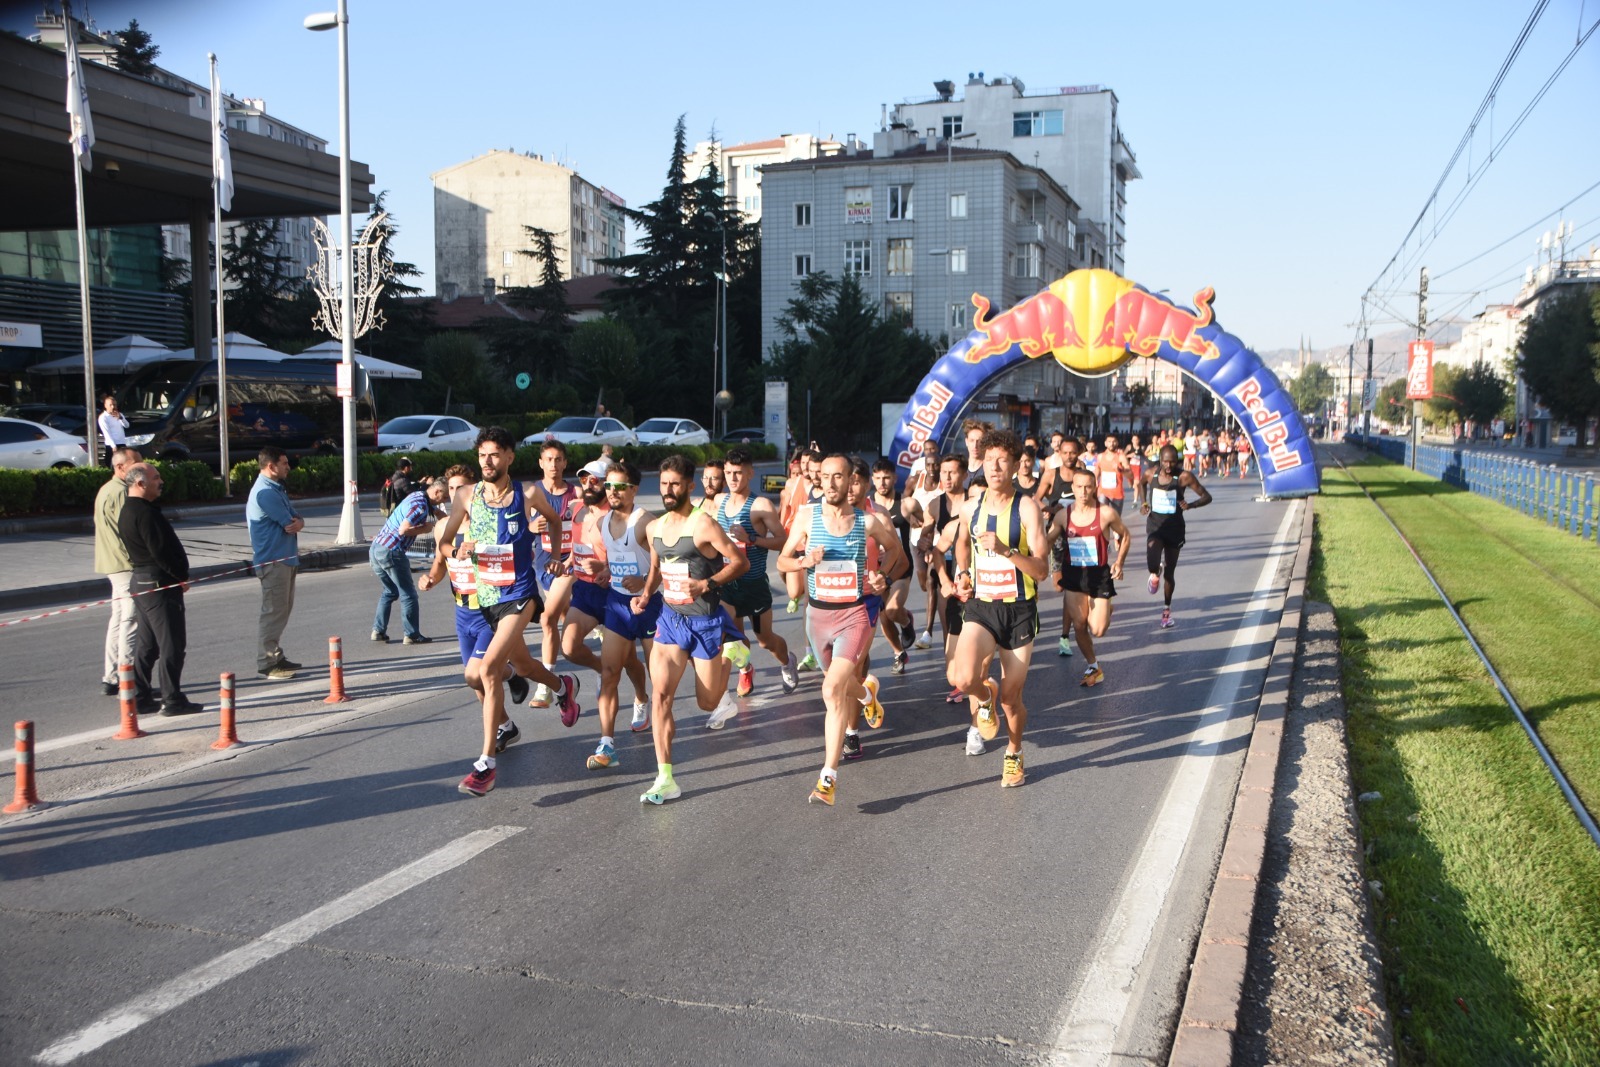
[377,415,480,453]
[634,417,710,447]
[523,416,638,448]
[0,416,90,469]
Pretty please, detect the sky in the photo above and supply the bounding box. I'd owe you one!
[9,0,1599,374]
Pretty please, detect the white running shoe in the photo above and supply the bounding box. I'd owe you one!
[914,630,933,650]
[965,726,986,756]
[630,699,649,732]
[530,682,553,708]
[780,652,800,693]
[707,691,739,730]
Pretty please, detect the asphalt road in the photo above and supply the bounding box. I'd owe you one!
[0,477,1302,1067]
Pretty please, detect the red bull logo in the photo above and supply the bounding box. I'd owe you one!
[1233,377,1303,472]
[895,381,955,468]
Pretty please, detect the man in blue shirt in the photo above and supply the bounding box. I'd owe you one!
[371,476,449,645]
[247,447,305,680]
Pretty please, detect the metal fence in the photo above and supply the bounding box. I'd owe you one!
[1346,435,1599,545]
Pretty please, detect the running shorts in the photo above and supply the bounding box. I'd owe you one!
[455,604,494,664]
[939,592,966,637]
[720,578,773,627]
[656,607,733,660]
[962,598,1040,651]
[864,593,882,628]
[805,601,873,670]
[1059,565,1117,600]
[480,596,535,630]
[604,589,662,643]
[569,579,608,623]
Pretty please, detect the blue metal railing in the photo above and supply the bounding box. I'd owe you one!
[1344,435,1599,545]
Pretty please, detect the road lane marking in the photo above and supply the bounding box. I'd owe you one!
[33,825,525,1065]
[1048,501,1301,1066]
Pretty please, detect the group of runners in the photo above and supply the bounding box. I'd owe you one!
[409,419,1221,806]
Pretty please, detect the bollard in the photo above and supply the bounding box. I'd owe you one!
[325,636,349,704]
[211,672,240,749]
[4,721,45,813]
[113,662,147,740]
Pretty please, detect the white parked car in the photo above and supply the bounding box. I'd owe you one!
[377,415,479,453]
[0,416,89,469]
[634,417,710,447]
[522,416,637,449]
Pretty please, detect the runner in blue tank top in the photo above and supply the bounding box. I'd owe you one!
[713,447,799,699]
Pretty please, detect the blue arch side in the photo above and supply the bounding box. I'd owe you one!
[889,301,1320,499]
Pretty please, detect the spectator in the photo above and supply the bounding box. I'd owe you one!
[96,395,129,468]
[94,446,141,696]
[119,463,204,716]
[370,478,449,645]
[382,456,415,517]
[247,446,305,680]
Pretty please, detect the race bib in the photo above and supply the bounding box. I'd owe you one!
[540,523,574,555]
[608,548,640,593]
[814,559,860,603]
[662,560,694,605]
[1152,488,1178,515]
[445,556,476,596]
[476,543,514,588]
[1099,467,1120,490]
[974,556,1019,600]
[724,524,749,566]
[1068,536,1099,567]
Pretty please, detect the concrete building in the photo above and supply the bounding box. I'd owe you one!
[1434,304,1523,371]
[431,150,625,299]
[684,134,840,224]
[891,74,1139,275]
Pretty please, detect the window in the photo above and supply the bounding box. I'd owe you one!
[843,239,871,276]
[948,248,967,274]
[949,192,967,219]
[887,238,913,275]
[793,253,812,278]
[885,292,913,323]
[942,115,963,138]
[502,250,513,266]
[1015,243,1042,278]
[743,195,760,212]
[794,202,812,228]
[949,302,969,331]
[1012,109,1064,137]
[888,184,913,220]
[743,164,754,178]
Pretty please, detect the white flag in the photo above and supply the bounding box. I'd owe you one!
[210,56,234,212]
[63,17,95,171]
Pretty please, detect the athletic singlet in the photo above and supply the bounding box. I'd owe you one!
[445,530,479,609]
[1236,436,1252,454]
[934,492,960,569]
[601,507,649,595]
[1147,469,1187,530]
[879,493,913,562]
[970,492,1036,603]
[715,493,767,581]
[569,503,608,585]
[468,480,538,606]
[654,512,720,617]
[533,480,578,567]
[1097,455,1125,500]
[1127,452,1144,485]
[805,504,868,610]
[911,474,941,517]
[1065,505,1110,569]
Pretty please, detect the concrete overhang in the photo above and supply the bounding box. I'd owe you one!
[0,32,373,231]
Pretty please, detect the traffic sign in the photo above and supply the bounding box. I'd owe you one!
[1406,341,1434,400]
[515,372,531,390]
[1362,378,1376,412]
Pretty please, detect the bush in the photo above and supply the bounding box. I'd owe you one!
[0,469,39,516]
[29,465,110,510]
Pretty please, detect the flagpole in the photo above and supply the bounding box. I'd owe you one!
[65,9,98,462]
[210,53,230,491]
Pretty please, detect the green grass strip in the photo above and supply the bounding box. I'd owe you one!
[1312,462,1600,1064]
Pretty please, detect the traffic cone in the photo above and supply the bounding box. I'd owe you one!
[325,636,349,704]
[4,721,45,813]
[211,672,240,749]
[113,662,147,740]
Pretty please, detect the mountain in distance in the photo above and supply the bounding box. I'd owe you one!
[1256,320,1464,382]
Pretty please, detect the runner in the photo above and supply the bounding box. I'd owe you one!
[962,418,992,490]
[1214,429,1232,478]
[696,457,726,510]
[1015,446,1040,494]
[907,454,973,710]
[1195,428,1213,477]
[907,438,944,650]
[634,455,749,805]
[1137,443,1213,629]
[714,446,799,697]
[788,448,827,672]
[777,454,903,805]
[1044,466,1131,688]
[870,458,917,674]
[836,457,909,761]
[1096,434,1129,515]
[1235,431,1253,479]
[945,429,1049,785]
[529,440,582,708]
[588,459,663,772]
[432,427,581,797]
[1037,435,1083,657]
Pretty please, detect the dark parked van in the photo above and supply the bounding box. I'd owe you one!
[116,359,377,468]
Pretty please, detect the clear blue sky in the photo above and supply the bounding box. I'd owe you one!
[14,0,1599,361]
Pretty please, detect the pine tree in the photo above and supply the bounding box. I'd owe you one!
[109,19,159,76]
[361,192,430,358]
[221,220,295,342]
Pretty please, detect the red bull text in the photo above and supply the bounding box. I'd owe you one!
[1233,377,1303,472]
[895,381,955,468]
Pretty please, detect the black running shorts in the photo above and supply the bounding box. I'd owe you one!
[1059,565,1117,600]
[962,597,1039,651]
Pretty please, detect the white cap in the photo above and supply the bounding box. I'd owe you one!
[577,459,612,480]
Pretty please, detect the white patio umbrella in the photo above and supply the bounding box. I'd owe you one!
[25,334,173,376]
[162,331,292,362]
[287,341,422,380]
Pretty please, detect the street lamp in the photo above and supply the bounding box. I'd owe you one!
[305,1,361,544]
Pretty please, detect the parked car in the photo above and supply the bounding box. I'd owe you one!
[522,416,637,448]
[3,404,87,436]
[719,426,766,445]
[634,417,709,447]
[377,415,479,453]
[0,416,90,469]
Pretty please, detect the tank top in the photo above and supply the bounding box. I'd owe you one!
[569,503,608,585]
[468,480,538,606]
[601,508,649,596]
[654,511,720,617]
[879,492,913,561]
[1147,469,1186,533]
[715,493,767,582]
[1065,504,1109,569]
[1097,454,1125,500]
[934,492,960,569]
[970,491,1035,603]
[533,480,578,570]
[805,504,867,610]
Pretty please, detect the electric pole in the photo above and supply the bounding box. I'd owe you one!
[1413,267,1427,469]
[1364,337,1373,439]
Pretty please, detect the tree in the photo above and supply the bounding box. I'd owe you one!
[569,318,642,419]
[361,192,429,360]
[1126,381,1152,432]
[221,220,296,342]
[1423,363,1463,425]
[109,20,159,77]
[418,332,488,411]
[1454,359,1510,426]
[1376,377,1410,426]
[1288,363,1335,415]
[1518,286,1600,429]
[481,225,572,386]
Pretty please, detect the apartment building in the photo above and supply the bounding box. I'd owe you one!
[684,134,839,224]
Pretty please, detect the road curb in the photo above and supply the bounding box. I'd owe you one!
[1167,496,1315,1066]
[0,493,350,537]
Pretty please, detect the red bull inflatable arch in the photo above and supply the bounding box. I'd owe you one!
[889,268,1320,499]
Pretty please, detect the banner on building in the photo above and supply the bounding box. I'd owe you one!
[1406,340,1434,400]
[845,187,872,224]
[764,380,789,458]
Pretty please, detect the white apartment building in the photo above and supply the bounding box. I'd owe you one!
[891,74,1139,275]
[432,150,625,298]
[684,134,840,224]
[1434,304,1524,371]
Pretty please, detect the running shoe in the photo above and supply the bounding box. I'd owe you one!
[508,673,530,705]
[914,630,933,650]
[1080,665,1105,688]
[786,597,802,614]
[557,675,582,727]
[1001,750,1026,788]
[892,649,909,675]
[722,641,751,670]
[630,699,650,732]
[900,620,916,648]
[640,776,681,805]
[458,765,495,797]
[707,691,739,730]
[843,733,863,761]
[861,674,884,729]
[736,665,755,697]
[945,686,965,704]
[780,652,800,693]
[1058,637,1073,658]
[586,741,618,770]
[808,775,836,806]
[965,726,986,756]
[530,682,553,708]
[798,651,820,672]
[1148,573,1160,595]
[1160,609,1175,630]
[974,680,1000,740]
[494,720,520,753]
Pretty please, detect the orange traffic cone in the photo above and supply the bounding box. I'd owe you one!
[211,672,240,749]
[4,721,45,813]
[113,662,147,740]
[325,636,349,704]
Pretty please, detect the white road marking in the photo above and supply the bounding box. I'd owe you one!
[34,825,525,1065]
[1047,501,1301,1066]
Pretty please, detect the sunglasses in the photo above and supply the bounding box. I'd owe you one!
[603,481,634,490]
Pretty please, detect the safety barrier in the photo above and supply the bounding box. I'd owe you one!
[325,636,349,704]
[5,721,44,812]
[1346,435,1599,546]
[212,673,240,749]
[114,663,148,740]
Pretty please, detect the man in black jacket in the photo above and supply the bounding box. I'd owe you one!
[118,463,205,716]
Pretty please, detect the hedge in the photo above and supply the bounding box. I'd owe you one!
[0,459,224,518]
